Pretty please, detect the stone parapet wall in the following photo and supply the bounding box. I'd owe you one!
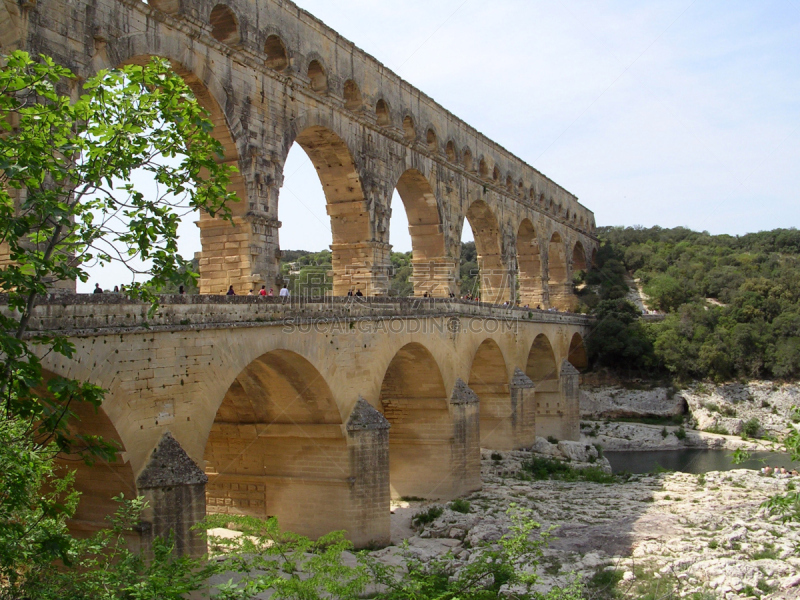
[5,294,592,335]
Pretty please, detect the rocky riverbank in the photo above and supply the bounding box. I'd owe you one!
[379,448,800,599]
[579,381,800,452]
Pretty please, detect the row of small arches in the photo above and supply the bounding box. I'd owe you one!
[203,3,593,233]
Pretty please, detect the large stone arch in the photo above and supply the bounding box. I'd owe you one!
[101,49,252,296]
[568,332,589,371]
[572,240,588,272]
[281,119,377,297]
[526,333,567,440]
[468,338,510,449]
[547,231,570,310]
[378,342,478,499]
[393,169,451,297]
[203,349,351,539]
[48,374,137,541]
[465,199,508,303]
[517,218,543,308]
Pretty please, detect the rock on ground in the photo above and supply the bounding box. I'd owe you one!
[383,449,800,600]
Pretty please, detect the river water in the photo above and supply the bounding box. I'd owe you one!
[605,449,795,474]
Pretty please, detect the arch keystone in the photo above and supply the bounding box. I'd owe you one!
[137,432,207,558]
[347,396,391,431]
[450,378,479,405]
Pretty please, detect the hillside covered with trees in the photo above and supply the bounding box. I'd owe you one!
[585,226,800,382]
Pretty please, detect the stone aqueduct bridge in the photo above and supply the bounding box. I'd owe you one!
[24,295,590,551]
[2,0,598,308]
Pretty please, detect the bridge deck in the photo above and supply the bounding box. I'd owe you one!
[9,294,592,337]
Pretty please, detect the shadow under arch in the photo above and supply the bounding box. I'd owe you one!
[465,200,508,303]
[113,54,251,295]
[572,241,588,273]
[378,342,462,500]
[526,333,567,440]
[43,370,138,540]
[468,338,512,449]
[547,231,570,309]
[393,169,450,297]
[282,123,374,297]
[568,332,589,371]
[517,218,544,308]
[203,349,351,539]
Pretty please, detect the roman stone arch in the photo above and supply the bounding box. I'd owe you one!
[426,127,438,152]
[572,240,588,272]
[376,98,391,126]
[306,59,327,93]
[468,338,510,448]
[568,332,589,371]
[463,148,474,172]
[465,200,508,303]
[53,387,138,540]
[547,231,570,310]
[209,4,240,46]
[343,79,362,111]
[105,49,252,296]
[393,169,451,297]
[403,115,416,141]
[526,333,566,439]
[446,140,457,162]
[281,123,373,296]
[264,33,289,71]
[526,333,558,384]
[204,349,350,539]
[517,218,543,308]
[379,342,457,500]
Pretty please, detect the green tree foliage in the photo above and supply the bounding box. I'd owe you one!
[0,51,235,595]
[587,226,800,381]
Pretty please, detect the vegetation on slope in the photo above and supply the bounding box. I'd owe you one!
[584,226,800,382]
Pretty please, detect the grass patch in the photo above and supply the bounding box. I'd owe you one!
[586,567,623,599]
[520,456,616,484]
[704,424,729,436]
[751,545,778,560]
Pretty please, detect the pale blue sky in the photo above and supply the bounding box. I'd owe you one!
[80,0,800,289]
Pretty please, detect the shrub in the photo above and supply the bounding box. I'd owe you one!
[412,505,443,526]
[449,499,471,514]
[546,436,559,444]
[661,427,668,438]
[741,418,761,439]
[675,425,687,440]
[491,452,503,461]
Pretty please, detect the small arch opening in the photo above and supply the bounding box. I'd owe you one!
[506,175,513,192]
[210,4,240,45]
[264,34,289,71]
[343,80,362,111]
[376,99,391,126]
[446,140,457,162]
[426,128,438,152]
[463,148,473,171]
[479,158,488,179]
[307,60,327,92]
[403,115,416,141]
[492,166,500,182]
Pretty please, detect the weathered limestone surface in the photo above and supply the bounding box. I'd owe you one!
[1,0,598,304]
[376,453,800,599]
